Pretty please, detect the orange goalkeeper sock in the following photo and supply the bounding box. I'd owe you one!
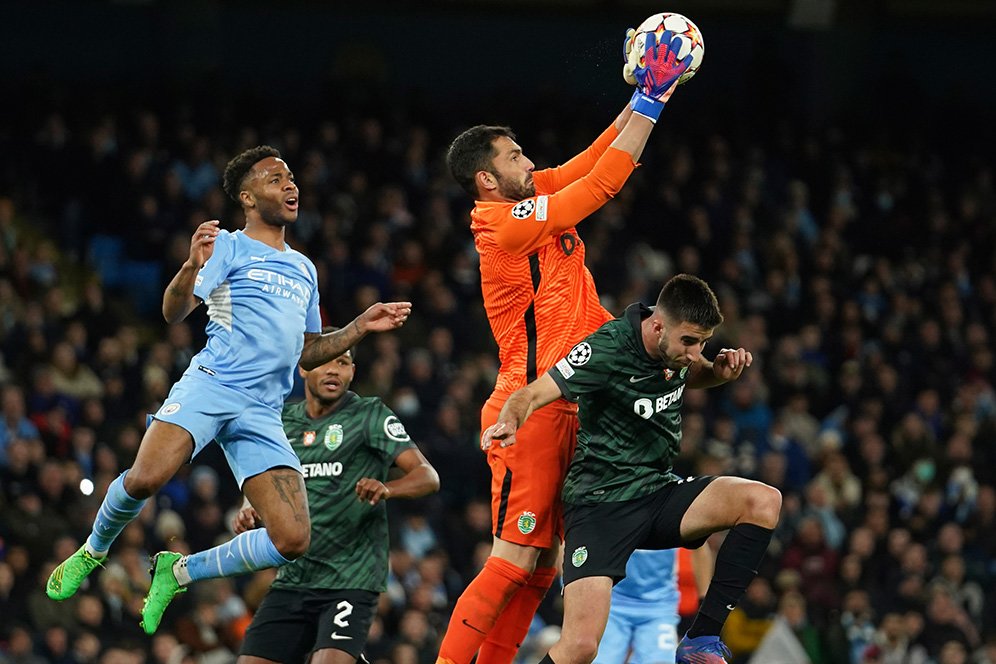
[436,557,530,664]
[477,566,558,664]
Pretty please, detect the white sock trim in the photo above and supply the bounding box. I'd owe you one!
[173,555,192,586]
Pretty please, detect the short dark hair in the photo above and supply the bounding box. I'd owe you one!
[222,145,281,203]
[656,274,724,329]
[446,125,516,197]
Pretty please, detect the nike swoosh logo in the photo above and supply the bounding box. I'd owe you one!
[726,604,736,610]
[250,256,267,261]
[462,619,487,635]
[629,375,655,383]
[330,633,352,640]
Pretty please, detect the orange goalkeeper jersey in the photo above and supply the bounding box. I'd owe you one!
[471,124,637,395]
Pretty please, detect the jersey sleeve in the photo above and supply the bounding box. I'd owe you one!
[547,327,617,401]
[492,147,636,256]
[366,401,417,463]
[305,261,322,334]
[192,231,235,301]
[532,122,619,194]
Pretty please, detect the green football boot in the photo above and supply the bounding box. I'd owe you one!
[140,551,187,635]
[46,545,105,600]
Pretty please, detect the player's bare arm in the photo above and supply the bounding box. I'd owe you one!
[610,112,656,163]
[355,448,439,506]
[162,220,219,323]
[612,103,635,132]
[685,348,752,389]
[481,373,563,451]
[299,301,412,370]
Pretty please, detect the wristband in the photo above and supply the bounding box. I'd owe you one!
[631,91,664,123]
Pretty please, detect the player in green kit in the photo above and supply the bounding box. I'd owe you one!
[235,328,440,664]
[482,275,782,664]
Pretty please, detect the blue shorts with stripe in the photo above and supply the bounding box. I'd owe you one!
[152,375,301,487]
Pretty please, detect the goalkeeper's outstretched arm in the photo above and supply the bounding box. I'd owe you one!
[537,101,635,192]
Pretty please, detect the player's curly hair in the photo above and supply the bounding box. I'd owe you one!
[657,274,724,329]
[222,145,281,203]
[446,125,516,197]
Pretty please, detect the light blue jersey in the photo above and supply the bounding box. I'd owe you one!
[595,549,681,664]
[188,229,322,408]
[154,229,321,486]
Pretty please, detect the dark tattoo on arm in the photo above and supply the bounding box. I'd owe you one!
[270,470,308,524]
[301,324,364,369]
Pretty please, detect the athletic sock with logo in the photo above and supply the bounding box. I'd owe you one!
[477,566,558,664]
[86,471,147,556]
[436,557,530,664]
[180,528,291,585]
[687,523,773,638]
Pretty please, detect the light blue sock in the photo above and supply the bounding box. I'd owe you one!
[181,528,291,584]
[86,471,147,556]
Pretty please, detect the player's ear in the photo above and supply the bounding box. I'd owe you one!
[476,170,498,194]
[240,189,255,209]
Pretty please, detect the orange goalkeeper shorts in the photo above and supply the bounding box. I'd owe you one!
[483,391,579,549]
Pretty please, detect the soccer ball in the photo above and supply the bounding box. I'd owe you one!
[630,12,705,85]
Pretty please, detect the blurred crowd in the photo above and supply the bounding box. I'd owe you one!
[1,80,995,664]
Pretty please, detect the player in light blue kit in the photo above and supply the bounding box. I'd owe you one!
[46,146,412,636]
[595,547,713,664]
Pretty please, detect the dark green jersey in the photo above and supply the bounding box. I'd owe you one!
[273,392,415,592]
[550,303,688,504]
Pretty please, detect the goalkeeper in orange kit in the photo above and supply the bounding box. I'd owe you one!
[437,29,695,664]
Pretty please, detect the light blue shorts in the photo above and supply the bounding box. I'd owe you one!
[153,375,301,487]
[594,599,680,664]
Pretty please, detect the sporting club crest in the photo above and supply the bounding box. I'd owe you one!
[571,546,588,567]
[324,424,344,452]
[517,511,537,534]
